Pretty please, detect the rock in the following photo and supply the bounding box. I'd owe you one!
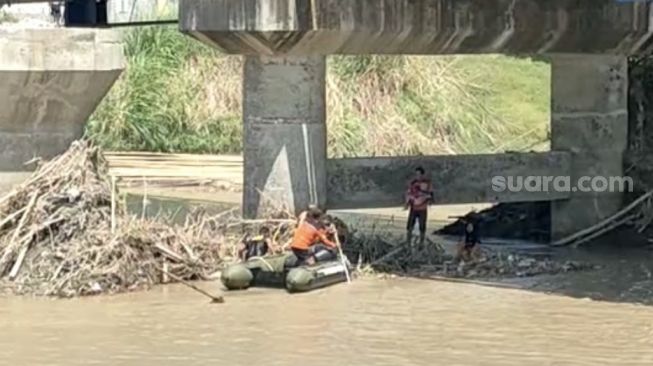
[89,282,102,293]
[517,258,536,268]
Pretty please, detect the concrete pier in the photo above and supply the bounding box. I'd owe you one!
[550,55,628,239]
[243,56,327,218]
[0,27,124,178]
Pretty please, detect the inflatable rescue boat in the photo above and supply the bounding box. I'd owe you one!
[220,253,350,293]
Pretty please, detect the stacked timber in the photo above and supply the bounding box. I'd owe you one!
[104,151,243,187]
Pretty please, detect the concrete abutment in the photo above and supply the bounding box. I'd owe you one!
[0,27,124,187]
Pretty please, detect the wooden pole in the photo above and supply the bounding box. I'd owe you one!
[162,262,169,283]
[111,175,116,234]
[142,176,147,220]
[333,227,351,284]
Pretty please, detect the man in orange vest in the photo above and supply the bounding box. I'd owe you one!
[287,206,337,267]
[405,166,433,244]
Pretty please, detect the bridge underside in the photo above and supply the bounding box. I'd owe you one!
[237,53,627,240]
[181,0,653,56]
[179,0,631,240]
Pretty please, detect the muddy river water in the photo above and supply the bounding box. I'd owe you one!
[1,278,653,366]
[1,195,653,365]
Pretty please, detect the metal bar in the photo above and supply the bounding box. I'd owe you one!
[104,19,178,27]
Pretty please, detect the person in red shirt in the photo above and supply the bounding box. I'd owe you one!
[405,166,433,244]
[287,207,337,267]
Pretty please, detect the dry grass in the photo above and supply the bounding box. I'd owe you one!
[88,27,550,157]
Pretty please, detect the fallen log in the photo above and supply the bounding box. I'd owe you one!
[551,190,653,247]
[371,243,408,266]
[0,192,38,275]
[572,214,636,248]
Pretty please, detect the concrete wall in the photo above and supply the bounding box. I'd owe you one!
[0,28,124,172]
[108,0,178,23]
[181,0,653,55]
[550,55,628,239]
[326,152,571,210]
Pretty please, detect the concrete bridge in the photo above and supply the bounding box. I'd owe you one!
[179,0,640,239]
[1,0,648,239]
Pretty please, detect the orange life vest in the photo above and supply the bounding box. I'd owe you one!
[290,221,336,250]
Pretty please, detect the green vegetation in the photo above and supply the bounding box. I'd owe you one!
[0,9,18,23]
[87,26,551,157]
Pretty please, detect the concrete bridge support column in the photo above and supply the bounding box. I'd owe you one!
[242,56,327,218]
[551,55,628,240]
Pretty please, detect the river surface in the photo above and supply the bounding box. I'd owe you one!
[1,277,653,366]
[1,194,653,365]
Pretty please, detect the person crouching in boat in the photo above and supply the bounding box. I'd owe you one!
[238,226,274,262]
[286,207,338,267]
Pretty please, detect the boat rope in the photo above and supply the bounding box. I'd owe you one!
[249,256,274,271]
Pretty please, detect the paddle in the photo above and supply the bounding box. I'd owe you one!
[332,225,351,284]
[155,266,224,304]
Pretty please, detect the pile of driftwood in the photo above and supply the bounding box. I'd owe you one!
[342,217,595,280]
[355,238,595,280]
[404,251,596,280]
[437,202,550,242]
[0,141,294,297]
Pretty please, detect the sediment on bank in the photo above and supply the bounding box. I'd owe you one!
[436,202,551,243]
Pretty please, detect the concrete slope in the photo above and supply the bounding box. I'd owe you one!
[0,28,124,171]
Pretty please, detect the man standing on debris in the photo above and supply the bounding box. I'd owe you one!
[405,166,433,244]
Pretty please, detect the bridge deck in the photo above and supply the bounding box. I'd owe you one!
[180,0,653,56]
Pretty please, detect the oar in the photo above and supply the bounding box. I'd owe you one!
[155,266,224,303]
[332,227,351,284]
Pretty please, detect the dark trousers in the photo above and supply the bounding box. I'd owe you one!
[407,209,427,242]
[240,241,268,261]
[286,244,336,268]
